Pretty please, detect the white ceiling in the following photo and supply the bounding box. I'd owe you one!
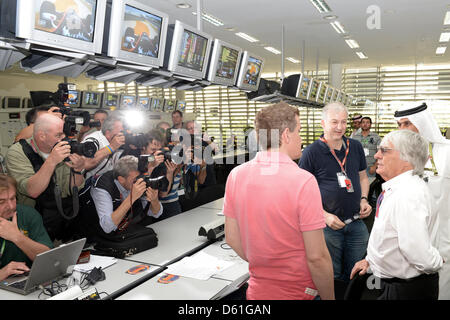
[137,0,450,74]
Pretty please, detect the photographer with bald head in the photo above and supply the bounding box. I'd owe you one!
[5,113,87,241]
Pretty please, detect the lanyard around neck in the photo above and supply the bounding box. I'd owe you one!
[320,137,350,173]
[0,239,5,259]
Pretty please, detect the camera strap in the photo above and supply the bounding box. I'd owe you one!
[18,139,79,220]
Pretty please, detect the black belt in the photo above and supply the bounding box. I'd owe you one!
[382,272,438,284]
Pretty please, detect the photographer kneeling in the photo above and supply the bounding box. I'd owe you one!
[5,113,87,242]
[88,156,162,237]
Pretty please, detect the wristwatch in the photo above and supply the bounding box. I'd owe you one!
[361,196,368,201]
[72,168,86,175]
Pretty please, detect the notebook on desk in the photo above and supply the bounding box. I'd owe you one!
[0,238,86,295]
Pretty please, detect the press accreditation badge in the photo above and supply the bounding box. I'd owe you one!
[364,148,369,157]
[337,172,354,193]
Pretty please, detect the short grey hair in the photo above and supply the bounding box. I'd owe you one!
[322,102,348,121]
[113,155,138,179]
[101,113,122,135]
[382,130,429,176]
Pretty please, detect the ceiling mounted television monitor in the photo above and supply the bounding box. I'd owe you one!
[235,51,264,92]
[166,20,213,80]
[324,86,334,104]
[296,74,310,99]
[317,82,327,103]
[102,92,118,109]
[150,97,163,111]
[119,94,136,109]
[306,78,321,102]
[138,96,150,110]
[207,39,242,87]
[81,91,102,108]
[106,0,169,68]
[164,99,176,112]
[176,100,185,112]
[16,0,107,55]
[331,88,339,102]
[2,96,22,108]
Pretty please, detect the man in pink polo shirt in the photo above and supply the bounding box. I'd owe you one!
[223,102,334,300]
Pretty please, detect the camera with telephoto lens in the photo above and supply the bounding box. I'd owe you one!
[60,137,99,161]
[136,155,169,192]
[124,132,147,149]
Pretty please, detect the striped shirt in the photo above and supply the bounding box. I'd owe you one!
[160,172,181,204]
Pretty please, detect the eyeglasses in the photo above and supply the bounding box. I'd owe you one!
[377,146,393,154]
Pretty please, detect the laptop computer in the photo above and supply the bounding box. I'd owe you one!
[0,238,86,295]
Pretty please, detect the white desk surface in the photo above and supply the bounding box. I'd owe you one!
[194,240,249,282]
[198,198,224,211]
[0,259,157,300]
[124,206,222,266]
[116,273,231,300]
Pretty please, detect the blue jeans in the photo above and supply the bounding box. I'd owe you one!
[323,219,369,282]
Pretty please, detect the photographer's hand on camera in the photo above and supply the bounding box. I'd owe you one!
[130,178,147,202]
[110,131,125,151]
[145,187,161,215]
[48,140,71,166]
[147,150,164,172]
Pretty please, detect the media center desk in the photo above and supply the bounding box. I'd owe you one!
[124,206,223,266]
[0,259,160,300]
[197,198,224,211]
[117,239,249,300]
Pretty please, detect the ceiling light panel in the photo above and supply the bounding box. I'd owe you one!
[191,11,224,26]
[439,32,450,42]
[444,11,450,25]
[330,21,346,34]
[264,47,281,54]
[436,46,447,55]
[345,39,360,49]
[235,32,259,42]
[356,52,368,59]
[309,0,332,13]
[286,57,300,63]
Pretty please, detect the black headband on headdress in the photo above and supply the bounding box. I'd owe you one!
[394,103,427,118]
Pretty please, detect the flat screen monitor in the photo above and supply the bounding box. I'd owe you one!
[235,51,264,92]
[67,90,80,107]
[16,0,107,55]
[119,94,136,109]
[324,86,334,103]
[296,74,310,99]
[81,91,102,108]
[107,0,169,68]
[163,99,176,112]
[2,96,22,108]
[306,78,320,102]
[317,83,327,103]
[102,92,119,109]
[331,88,339,102]
[336,91,344,103]
[166,20,213,80]
[207,39,242,87]
[22,97,34,108]
[176,100,186,112]
[150,97,163,111]
[137,97,150,110]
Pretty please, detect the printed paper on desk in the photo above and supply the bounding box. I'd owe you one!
[165,251,235,280]
[74,255,117,273]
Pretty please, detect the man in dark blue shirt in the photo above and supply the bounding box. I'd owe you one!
[299,102,372,282]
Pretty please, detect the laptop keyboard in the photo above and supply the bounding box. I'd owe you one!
[9,279,26,289]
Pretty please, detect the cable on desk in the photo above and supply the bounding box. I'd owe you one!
[220,242,232,250]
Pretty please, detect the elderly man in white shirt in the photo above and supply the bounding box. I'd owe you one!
[350,129,443,300]
[394,102,450,299]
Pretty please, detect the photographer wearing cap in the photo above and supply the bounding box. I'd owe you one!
[87,156,162,237]
[5,114,87,241]
[82,113,125,182]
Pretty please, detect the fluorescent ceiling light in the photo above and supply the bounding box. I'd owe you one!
[436,46,447,55]
[330,21,346,34]
[235,32,259,42]
[191,11,224,26]
[309,0,331,13]
[345,39,360,49]
[286,57,300,63]
[439,32,450,42]
[444,11,450,25]
[356,52,368,59]
[264,46,281,54]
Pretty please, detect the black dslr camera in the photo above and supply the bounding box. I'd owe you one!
[136,154,169,192]
[59,137,99,161]
[124,132,147,149]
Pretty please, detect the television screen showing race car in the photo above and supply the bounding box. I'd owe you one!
[120,4,163,58]
[34,0,97,43]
